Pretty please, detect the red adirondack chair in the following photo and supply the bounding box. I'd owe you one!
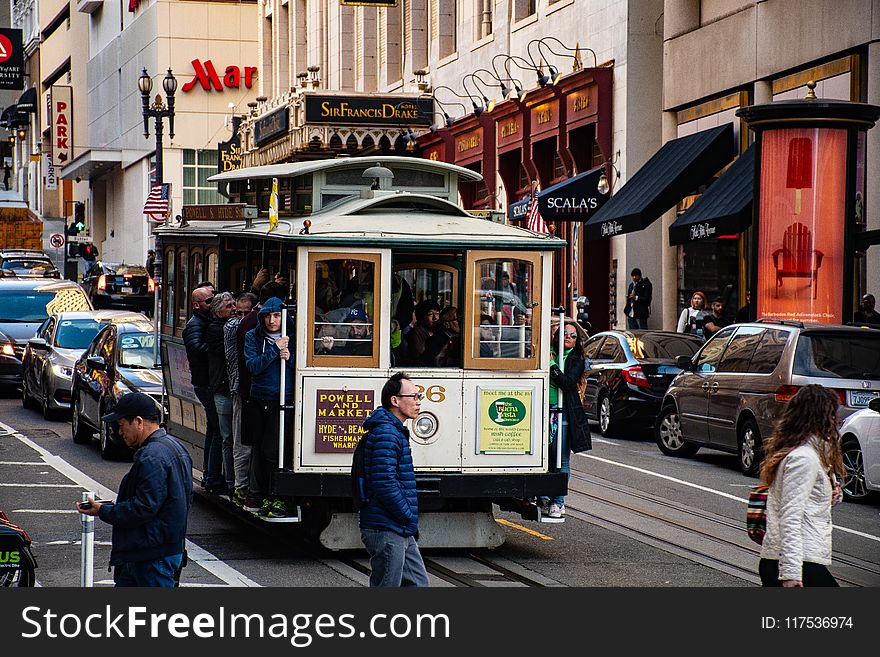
[772,222,824,299]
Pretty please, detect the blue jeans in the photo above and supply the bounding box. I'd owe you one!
[360,528,429,587]
[214,392,235,490]
[194,386,223,489]
[232,393,251,492]
[626,316,648,329]
[114,554,183,587]
[545,411,570,507]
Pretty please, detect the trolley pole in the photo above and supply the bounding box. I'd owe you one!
[554,307,566,470]
[80,491,95,588]
[278,303,288,469]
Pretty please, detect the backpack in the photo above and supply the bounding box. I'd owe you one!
[746,484,769,545]
[351,435,371,510]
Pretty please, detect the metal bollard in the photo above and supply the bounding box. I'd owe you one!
[80,491,95,587]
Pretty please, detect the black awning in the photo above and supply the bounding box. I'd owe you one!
[536,166,607,222]
[668,144,755,245]
[0,104,17,127]
[508,195,530,222]
[16,87,37,113]
[585,123,735,240]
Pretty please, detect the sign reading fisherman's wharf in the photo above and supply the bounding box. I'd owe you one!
[304,94,432,127]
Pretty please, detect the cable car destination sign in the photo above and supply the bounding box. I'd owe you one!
[304,94,431,127]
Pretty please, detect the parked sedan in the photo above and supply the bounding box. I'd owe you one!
[71,319,163,459]
[0,250,60,279]
[0,279,92,388]
[20,310,148,420]
[838,397,880,503]
[581,330,704,436]
[81,261,154,315]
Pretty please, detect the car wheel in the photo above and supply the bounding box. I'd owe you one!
[99,415,118,460]
[41,378,58,421]
[655,404,699,457]
[20,376,35,410]
[738,417,763,478]
[841,438,873,503]
[71,392,92,444]
[598,394,616,437]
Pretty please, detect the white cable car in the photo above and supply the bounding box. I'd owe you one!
[157,156,567,549]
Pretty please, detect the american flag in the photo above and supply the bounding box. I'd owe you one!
[526,181,549,234]
[143,183,171,223]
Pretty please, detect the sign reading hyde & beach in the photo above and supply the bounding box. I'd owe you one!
[477,388,533,454]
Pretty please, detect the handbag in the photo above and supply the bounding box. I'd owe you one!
[746,484,769,545]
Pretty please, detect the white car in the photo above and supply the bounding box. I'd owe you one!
[839,397,880,502]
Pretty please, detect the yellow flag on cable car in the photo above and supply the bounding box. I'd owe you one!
[268,177,279,233]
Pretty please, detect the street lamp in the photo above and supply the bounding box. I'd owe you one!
[138,67,177,367]
[138,67,177,185]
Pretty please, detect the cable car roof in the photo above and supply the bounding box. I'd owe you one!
[209,155,484,183]
[158,191,566,250]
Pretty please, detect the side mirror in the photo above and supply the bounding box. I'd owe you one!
[86,356,107,371]
[869,397,880,414]
[675,355,693,371]
[28,337,48,350]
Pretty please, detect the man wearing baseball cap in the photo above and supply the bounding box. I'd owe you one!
[76,392,193,587]
[320,307,373,356]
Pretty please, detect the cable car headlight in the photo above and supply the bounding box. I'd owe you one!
[412,412,438,440]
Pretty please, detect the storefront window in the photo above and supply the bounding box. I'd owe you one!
[308,253,381,368]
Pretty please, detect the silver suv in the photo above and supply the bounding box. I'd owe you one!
[655,320,880,476]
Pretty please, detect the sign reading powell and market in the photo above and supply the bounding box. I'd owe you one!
[304,94,432,127]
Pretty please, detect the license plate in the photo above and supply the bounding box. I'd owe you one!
[848,390,880,407]
[120,287,132,294]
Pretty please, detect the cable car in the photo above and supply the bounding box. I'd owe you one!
[157,156,567,549]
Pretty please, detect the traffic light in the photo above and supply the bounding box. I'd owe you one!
[79,243,98,261]
[67,242,78,258]
[73,202,86,233]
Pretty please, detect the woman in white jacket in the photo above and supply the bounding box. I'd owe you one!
[675,291,708,336]
[758,385,845,587]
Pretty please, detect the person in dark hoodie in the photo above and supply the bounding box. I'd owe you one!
[358,372,429,587]
[243,296,295,518]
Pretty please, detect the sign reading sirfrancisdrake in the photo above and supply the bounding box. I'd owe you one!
[304,94,432,127]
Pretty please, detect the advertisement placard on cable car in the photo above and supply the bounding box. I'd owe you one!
[314,388,375,454]
[477,387,533,454]
[181,204,247,221]
[537,166,608,221]
[304,94,432,127]
[162,341,198,404]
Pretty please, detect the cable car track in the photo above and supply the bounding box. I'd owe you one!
[567,471,879,586]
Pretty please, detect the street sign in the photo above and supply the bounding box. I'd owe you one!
[49,233,64,248]
[67,234,91,244]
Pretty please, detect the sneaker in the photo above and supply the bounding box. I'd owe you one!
[263,498,288,518]
[547,503,564,518]
[232,489,246,507]
[243,497,264,514]
[539,499,551,514]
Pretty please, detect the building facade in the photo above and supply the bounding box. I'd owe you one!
[59,0,259,267]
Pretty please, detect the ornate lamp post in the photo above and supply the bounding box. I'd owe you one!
[138,67,177,368]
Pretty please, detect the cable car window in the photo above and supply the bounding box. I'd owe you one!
[176,250,189,330]
[191,251,204,287]
[308,253,381,368]
[164,248,175,331]
[465,251,542,369]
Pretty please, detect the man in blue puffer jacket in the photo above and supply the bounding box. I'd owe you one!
[359,372,429,587]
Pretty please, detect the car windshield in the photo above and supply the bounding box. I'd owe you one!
[2,259,54,271]
[793,333,880,380]
[103,263,148,276]
[118,332,159,367]
[627,334,703,360]
[0,289,89,322]
[55,319,103,349]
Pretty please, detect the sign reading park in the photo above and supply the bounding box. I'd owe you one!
[304,94,432,127]
[50,86,73,168]
[314,389,375,453]
[477,388,533,454]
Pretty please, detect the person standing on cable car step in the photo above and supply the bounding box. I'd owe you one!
[359,372,429,587]
[243,297,295,519]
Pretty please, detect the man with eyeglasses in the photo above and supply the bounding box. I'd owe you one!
[183,283,225,494]
[358,372,429,587]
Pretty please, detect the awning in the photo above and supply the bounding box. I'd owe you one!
[537,165,608,222]
[0,104,26,128]
[16,87,37,113]
[59,149,124,181]
[508,196,530,222]
[668,144,755,245]
[585,123,735,240]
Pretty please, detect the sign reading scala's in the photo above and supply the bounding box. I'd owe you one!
[304,94,432,127]
[536,166,608,222]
